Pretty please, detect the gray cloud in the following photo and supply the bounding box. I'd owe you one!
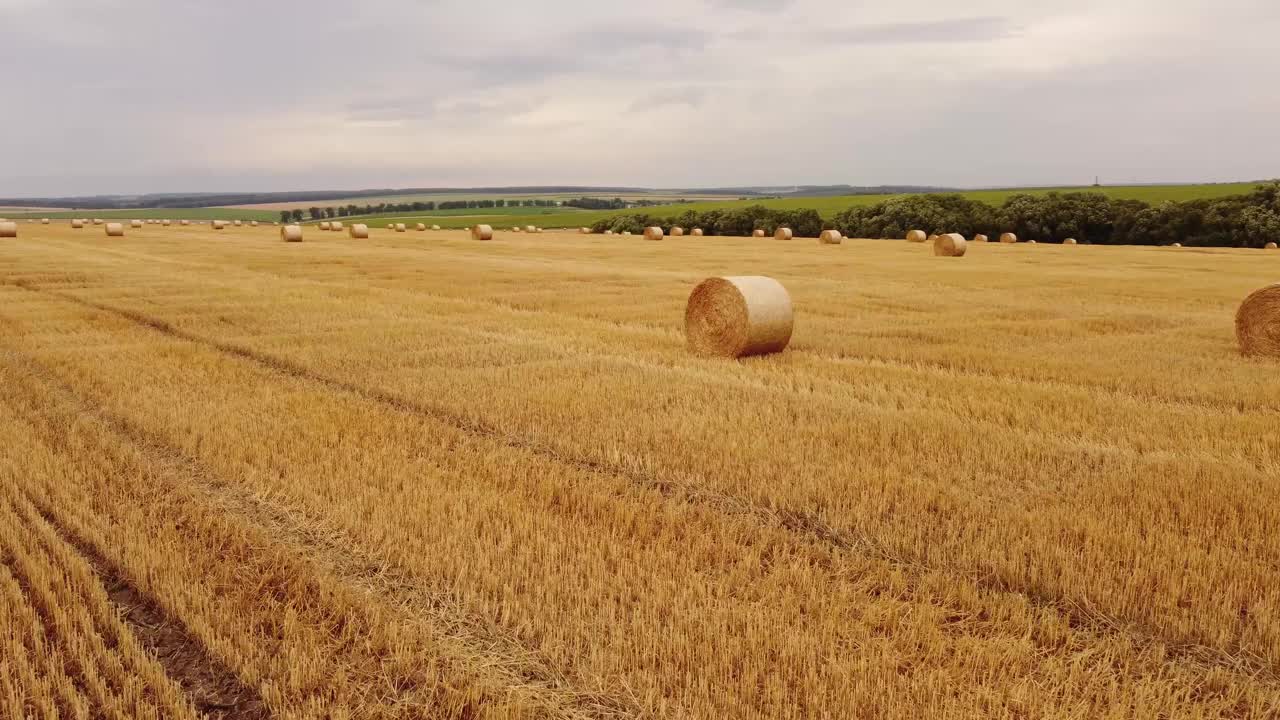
[1,0,1277,196]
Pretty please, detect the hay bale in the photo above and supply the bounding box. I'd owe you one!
[0,221,16,238]
[386,223,395,230]
[331,221,343,231]
[41,218,50,225]
[692,228,704,236]
[752,229,766,238]
[1171,243,1182,248]
[623,231,633,236]
[580,227,591,234]
[906,230,927,243]
[431,225,441,230]
[281,224,303,242]
[349,223,369,239]
[819,230,843,244]
[1000,233,1017,244]
[105,222,124,237]
[644,226,664,241]
[162,219,171,226]
[130,220,143,228]
[395,223,407,232]
[71,219,85,229]
[1236,284,1280,357]
[319,221,332,231]
[1064,238,1078,245]
[671,226,685,237]
[180,220,190,226]
[934,233,968,257]
[605,230,614,235]
[233,220,242,226]
[1266,242,1278,249]
[513,227,522,232]
[416,223,426,231]
[535,228,543,233]
[775,228,794,241]
[525,225,536,233]
[1027,240,1038,244]
[93,219,103,225]
[212,220,228,230]
[472,224,494,241]
[250,221,259,227]
[685,276,794,358]
[973,234,988,243]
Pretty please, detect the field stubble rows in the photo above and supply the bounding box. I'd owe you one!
[0,224,1277,718]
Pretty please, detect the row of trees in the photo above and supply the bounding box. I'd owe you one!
[279,198,568,223]
[589,183,1280,248]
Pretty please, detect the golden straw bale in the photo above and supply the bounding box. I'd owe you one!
[752,229,766,238]
[395,223,407,232]
[644,226,664,241]
[973,234,988,242]
[907,230,927,242]
[1237,284,1280,358]
[319,221,332,231]
[105,222,124,237]
[692,228,704,236]
[1000,233,1017,243]
[280,225,303,242]
[416,223,426,231]
[934,233,968,257]
[472,224,494,241]
[1266,242,1278,249]
[0,222,16,238]
[71,219,85,229]
[130,220,143,228]
[349,224,369,239]
[819,230,843,244]
[686,276,794,358]
[1064,238,1078,245]
[774,228,794,241]
[671,227,685,236]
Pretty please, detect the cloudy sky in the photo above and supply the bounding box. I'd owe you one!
[1,0,1276,196]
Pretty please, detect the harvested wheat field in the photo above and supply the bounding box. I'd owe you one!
[1,224,1279,719]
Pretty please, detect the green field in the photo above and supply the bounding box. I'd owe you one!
[0,207,280,222]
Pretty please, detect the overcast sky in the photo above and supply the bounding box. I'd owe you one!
[1,0,1276,197]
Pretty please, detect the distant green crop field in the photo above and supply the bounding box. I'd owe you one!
[1,207,278,222]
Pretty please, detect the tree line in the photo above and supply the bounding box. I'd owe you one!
[280,198,575,222]
[588,182,1280,247]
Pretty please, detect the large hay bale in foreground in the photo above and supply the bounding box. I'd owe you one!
[71,219,85,229]
[472,224,494,241]
[671,227,685,237]
[349,224,369,238]
[1000,233,1017,244]
[775,228,793,241]
[1064,238,1078,245]
[907,230,927,243]
[692,228,704,236]
[130,219,143,228]
[685,276,794,358]
[973,234,988,243]
[934,233,968,257]
[0,222,16,238]
[1236,284,1280,358]
[281,225,303,242]
[819,230,843,244]
[752,229,766,238]
[644,226,664,241]
[105,222,125,237]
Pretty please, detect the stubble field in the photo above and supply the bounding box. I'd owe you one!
[1,224,1277,719]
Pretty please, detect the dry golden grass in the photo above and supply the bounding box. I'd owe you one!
[1,225,1279,719]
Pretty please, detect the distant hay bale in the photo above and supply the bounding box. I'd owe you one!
[906,230,927,243]
[330,221,343,231]
[525,225,536,233]
[513,226,522,232]
[93,219,103,225]
[774,228,793,241]
[535,227,543,233]
[1027,240,1038,244]
[671,226,685,236]
[752,229,766,238]
[386,223,395,229]
[1171,243,1182,248]
[130,220,143,228]
[934,233,968,257]
[180,220,190,225]
[41,218,50,224]
[416,223,426,231]
[605,230,614,235]
[0,221,16,238]
[644,226,664,241]
[692,228,704,236]
[162,219,171,226]
[580,227,591,234]
[431,224,441,230]
[319,221,332,231]
[349,223,369,239]
[623,231,633,236]
[395,223,406,232]
[233,220,242,226]
[280,224,303,242]
[212,220,228,230]
[472,224,494,241]
[250,221,259,227]
[1236,284,1280,358]
[1266,242,1278,249]
[819,229,843,244]
[105,222,124,237]
[1000,233,1017,244]
[685,276,794,358]
[1064,238,1078,245]
[70,219,85,229]
[973,234,988,242]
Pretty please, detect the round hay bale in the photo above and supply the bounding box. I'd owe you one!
[105,222,125,237]
[513,227,522,232]
[752,229,766,238]
[349,224,369,239]
[0,221,16,238]
[1027,240,1038,244]
[1265,242,1278,249]
[431,225,441,231]
[685,276,794,358]
[1000,233,1018,244]
[906,230,927,243]
[250,221,259,227]
[93,219,103,225]
[385,223,395,230]
[130,219,143,228]
[212,220,228,230]
[319,221,332,231]
[774,228,794,241]
[1237,284,1280,357]
[1171,243,1182,248]
[70,219,85,229]
[525,225,536,233]
[416,223,426,231]
[331,221,343,231]
[644,226,664,241]
[471,224,494,241]
[671,226,685,237]
[41,218,50,225]
[162,219,171,226]
[1064,238,1078,245]
[692,228,704,236]
[623,231,633,236]
[605,230,614,235]
[233,220,242,226]
[973,234,988,243]
[281,225,303,242]
[819,229,843,244]
[580,227,591,234]
[395,223,407,232]
[934,233,968,257]
[535,228,543,233]
[180,220,190,226]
